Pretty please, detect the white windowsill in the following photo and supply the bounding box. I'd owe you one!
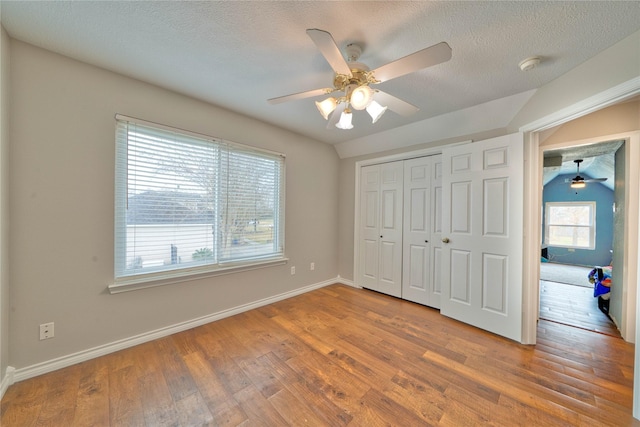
[108,257,289,294]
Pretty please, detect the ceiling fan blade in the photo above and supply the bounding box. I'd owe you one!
[566,177,608,184]
[326,103,346,129]
[371,42,452,83]
[306,29,352,76]
[374,90,419,116]
[268,87,335,105]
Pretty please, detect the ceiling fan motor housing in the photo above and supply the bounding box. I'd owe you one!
[345,43,362,62]
[570,158,607,185]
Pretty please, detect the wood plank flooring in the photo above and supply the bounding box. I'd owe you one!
[540,279,621,338]
[1,284,637,426]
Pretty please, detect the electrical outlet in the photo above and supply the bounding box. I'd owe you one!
[291,266,296,275]
[40,322,54,340]
[310,262,315,271]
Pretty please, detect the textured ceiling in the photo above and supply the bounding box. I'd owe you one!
[1,1,639,151]
[543,139,625,190]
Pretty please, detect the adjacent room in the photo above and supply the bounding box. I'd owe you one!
[540,141,621,337]
[0,2,639,425]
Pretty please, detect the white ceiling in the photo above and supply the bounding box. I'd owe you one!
[1,1,639,151]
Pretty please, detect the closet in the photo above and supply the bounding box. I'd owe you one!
[356,133,524,341]
[357,154,442,308]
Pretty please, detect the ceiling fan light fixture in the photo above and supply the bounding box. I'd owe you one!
[335,109,354,130]
[571,181,586,189]
[366,101,388,123]
[269,29,452,132]
[350,85,374,110]
[315,97,337,120]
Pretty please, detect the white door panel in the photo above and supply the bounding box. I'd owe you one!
[432,247,442,298]
[409,245,427,291]
[360,167,380,290]
[441,134,523,342]
[359,162,403,297]
[482,254,507,313]
[451,181,472,233]
[362,239,378,281]
[450,249,471,303]
[430,158,443,307]
[402,155,441,307]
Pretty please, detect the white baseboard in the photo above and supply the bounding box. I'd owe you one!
[0,366,15,400]
[335,275,357,288]
[13,278,342,384]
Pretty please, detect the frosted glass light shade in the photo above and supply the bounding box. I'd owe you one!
[315,97,337,120]
[570,181,586,189]
[350,85,374,110]
[335,111,354,130]
[366,101,388,123]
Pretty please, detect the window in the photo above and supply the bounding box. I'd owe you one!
[544,201,595,249]
[114,115,285,288]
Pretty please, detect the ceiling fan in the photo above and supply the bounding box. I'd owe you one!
[570,159,607,188]
[267,29,452,130]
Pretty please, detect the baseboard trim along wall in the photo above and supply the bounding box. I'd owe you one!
[0,367,15,400]
[335,275,356,288]
[9,277,347,386]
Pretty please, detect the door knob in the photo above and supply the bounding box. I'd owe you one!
[425,240,429,243]
[380,235,383,238]
[442,237,450,243]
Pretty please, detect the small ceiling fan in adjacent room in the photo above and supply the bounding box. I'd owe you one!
[268,29,452,130]
[569,159,608,188]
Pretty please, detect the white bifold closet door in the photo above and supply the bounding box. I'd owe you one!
[402,155,443,308]
[359,161,404,298]
[357,133,524,343]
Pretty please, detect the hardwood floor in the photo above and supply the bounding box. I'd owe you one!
[540,279,621,338]
[1,284,637,426]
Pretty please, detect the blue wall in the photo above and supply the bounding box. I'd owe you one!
[542,173,613,267]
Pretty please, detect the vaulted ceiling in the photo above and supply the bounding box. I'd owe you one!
[543,139,625,190]
[2,1,639,158]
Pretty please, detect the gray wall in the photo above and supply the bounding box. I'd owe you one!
[539,100,640,145]
[8,40,340,369]
[4,25,639,376]
[0,25,10,386]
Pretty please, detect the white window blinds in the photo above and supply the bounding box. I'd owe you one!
[115,116,285,283]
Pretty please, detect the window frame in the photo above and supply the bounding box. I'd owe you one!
[544,201,596,250]
[111,115,286,293]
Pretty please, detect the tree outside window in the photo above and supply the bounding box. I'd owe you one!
[114,117,285,282]
[544,201,595,249]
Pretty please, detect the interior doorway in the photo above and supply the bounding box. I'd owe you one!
[539,139,624,339]
[522,85,640,417]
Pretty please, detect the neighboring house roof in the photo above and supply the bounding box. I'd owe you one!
[127,191,214,225]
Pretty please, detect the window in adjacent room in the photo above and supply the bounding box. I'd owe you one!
[114,115,285,287]
[544,201,595,249]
